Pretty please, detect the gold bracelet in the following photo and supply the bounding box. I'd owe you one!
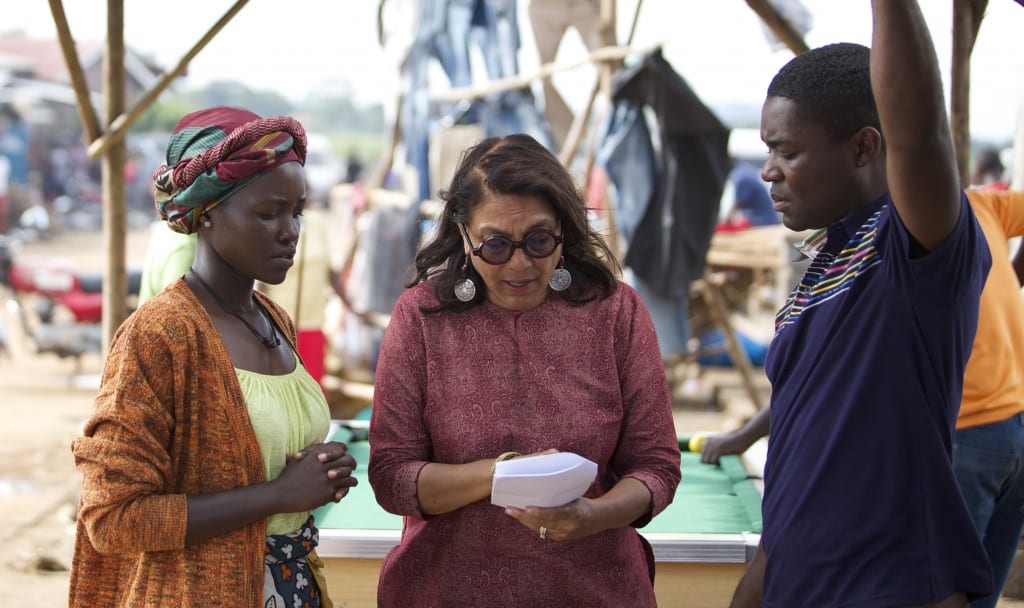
[490,451,521,478]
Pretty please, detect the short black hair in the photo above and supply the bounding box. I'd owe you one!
[767,42,879,141]
[975,147,1004,176]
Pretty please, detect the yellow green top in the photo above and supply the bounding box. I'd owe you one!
[236,361,331,535]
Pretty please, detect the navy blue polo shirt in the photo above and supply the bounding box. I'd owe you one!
[762,193,994,608]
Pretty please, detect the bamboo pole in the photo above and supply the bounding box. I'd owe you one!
[558,0,639,168]
[597,0,617,98]
[696,272,764,412]
[578,0,627,181]
[951,0,988,185]
[47,0,102,144]
[557,83,600,168]
[367,92,404,192]
[86,0,250,159]
[101,0,127,353]
[571,0,646,262]
[743,0,810,55]
[436,42,662,103]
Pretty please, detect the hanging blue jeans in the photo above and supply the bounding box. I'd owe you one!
[596,102,657,248]
[481,89,552,148]
[402,0,541,202]
[627,271,690,359]
[598,104,688,358]
[402,0,473,202]
[474,0,521,80]
[952,412,1024,608]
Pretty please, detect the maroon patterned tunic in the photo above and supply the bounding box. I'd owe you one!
[369,282,680,607]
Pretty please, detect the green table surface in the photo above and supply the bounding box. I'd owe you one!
[314,427,761,536]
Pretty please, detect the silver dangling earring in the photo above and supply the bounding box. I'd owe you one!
[548,256,571,292]
[203,220,212,228]
[454,256,476,302]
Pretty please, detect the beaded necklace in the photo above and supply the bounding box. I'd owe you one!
[188,268,280,348]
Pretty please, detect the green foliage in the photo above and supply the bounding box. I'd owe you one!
[130,98,194,133]
[299,93,387,135]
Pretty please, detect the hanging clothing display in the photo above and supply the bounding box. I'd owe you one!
[400,0,550,203]
[597,48,730,300]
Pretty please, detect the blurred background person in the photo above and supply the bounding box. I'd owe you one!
[972,146,1009,191]
[137,219,196,305]
[718,158,780,231]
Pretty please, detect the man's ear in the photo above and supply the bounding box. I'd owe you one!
[853,127,883,168]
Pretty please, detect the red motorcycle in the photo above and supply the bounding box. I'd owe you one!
[0,235,140,361]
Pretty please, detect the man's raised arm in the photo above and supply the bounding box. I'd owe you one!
[870,0,961,252]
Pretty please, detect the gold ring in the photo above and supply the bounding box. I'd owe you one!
[539,526,547,539]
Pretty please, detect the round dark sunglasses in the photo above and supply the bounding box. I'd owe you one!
[460,224,563,265]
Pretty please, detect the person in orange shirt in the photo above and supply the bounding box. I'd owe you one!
[950,187,1024,608]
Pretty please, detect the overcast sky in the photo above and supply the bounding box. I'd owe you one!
[7,1,1024,142]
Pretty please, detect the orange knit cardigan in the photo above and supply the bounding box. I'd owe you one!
[69,279,300,607]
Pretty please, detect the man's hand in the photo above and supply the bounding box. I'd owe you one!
[700,407,771,465]
[700,431,756,465]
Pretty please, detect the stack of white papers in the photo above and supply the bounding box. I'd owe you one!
[490,452,598,509]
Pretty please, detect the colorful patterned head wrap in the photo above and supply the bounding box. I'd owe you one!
[152,106,307,234]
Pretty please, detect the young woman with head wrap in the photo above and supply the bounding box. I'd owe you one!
[69,107,356,608]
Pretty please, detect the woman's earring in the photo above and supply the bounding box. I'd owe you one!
[203,219,212,228]
[548,256,571,292]
[454,256,476,302]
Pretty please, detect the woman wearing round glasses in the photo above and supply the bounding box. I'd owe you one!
[368,134,680,607]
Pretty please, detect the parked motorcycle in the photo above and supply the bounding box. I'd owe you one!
[0,234,141,361]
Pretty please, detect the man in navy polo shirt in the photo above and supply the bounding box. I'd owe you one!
[728,2,994,607]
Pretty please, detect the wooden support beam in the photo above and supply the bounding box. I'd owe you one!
[47,0,102,143]
[557,0,635,168]
[437,42,662,103]
[743,0,810,56]
[368,92,404,192]
[101,0,127,353]
[86,0,250,159]
[559,0,630,167]
[694,272,765,412]
[597,0,617,98]
[577,0,626,178]
[951,0,989,185]
[568,0,642,261]
[557,81,600,167]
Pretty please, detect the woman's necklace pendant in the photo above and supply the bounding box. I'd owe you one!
[188,269,281,349]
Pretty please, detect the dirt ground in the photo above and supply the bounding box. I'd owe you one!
[1,227,1022,607]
